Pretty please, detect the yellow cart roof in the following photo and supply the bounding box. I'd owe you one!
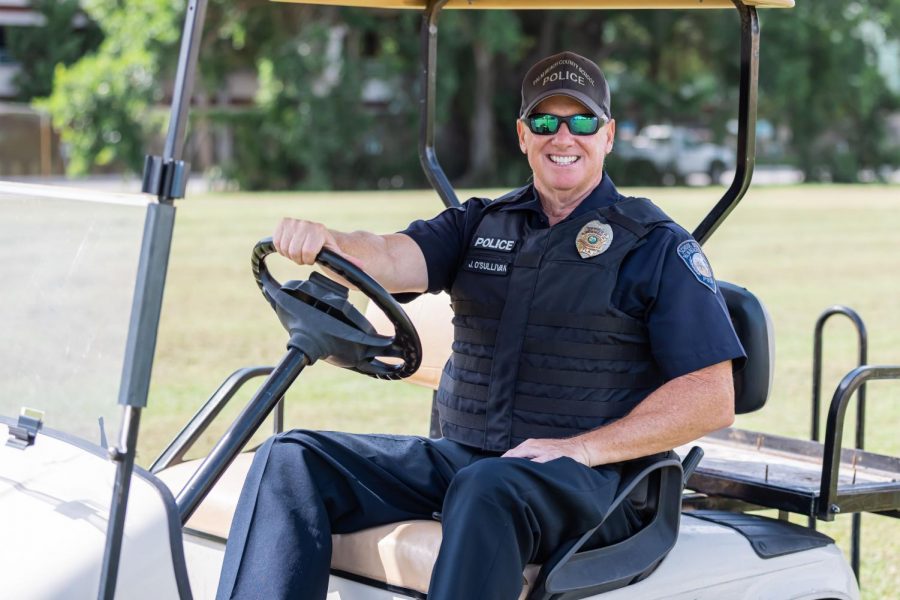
[273,0,793,9]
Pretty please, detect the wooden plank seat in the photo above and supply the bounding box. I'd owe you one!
[680,428,900,518]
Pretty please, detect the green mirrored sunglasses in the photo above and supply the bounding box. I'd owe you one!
[524,113,606,136]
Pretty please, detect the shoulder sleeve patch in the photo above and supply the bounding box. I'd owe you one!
[676,240,717,292]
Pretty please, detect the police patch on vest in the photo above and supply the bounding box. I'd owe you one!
[575,220,614,259]
[472,236,517,252]
[463,257,510,276]
[677,240,717,292]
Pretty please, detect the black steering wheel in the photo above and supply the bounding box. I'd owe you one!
[251,237,421,380]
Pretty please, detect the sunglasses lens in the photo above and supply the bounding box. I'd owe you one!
[527,114,602,135]
[529,114,559,135]
[569,115,600,135]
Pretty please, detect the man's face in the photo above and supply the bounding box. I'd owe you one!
[516,95,615,202]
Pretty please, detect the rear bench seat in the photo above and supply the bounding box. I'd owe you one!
[157,293,543,597]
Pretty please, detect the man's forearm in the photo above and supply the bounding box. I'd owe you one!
[575,360,735,466]
[501,360,735,466]
[329,230,427,293]
[274,217,428,294]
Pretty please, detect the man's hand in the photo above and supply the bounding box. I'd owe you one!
[273,218,363,268]
[502,437,592,466]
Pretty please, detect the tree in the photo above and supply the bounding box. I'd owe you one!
[759,2,900,181]
[33,2,900,185]
[435,11,527,186]
[225,5,401,189]
[6,0,103,102]
[37,0,182,174]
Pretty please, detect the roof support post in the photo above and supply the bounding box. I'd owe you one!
[692,1,759,245]
[419,0,460,208]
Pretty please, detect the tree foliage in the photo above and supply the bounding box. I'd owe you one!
[36,0,182,174]
[760,1,900,181]
[6,0,103,101]
[227,6,384,189]
[22,3,900,185]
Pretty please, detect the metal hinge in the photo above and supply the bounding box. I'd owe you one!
[6,407,44,449]
[141,155,190,200]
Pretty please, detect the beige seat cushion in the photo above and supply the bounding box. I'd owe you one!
[365,291,454,391]
[157,453,540,596]
[332,520,541,597]
[156,453,253,539]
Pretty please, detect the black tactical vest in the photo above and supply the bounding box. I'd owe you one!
[435,187,673,452]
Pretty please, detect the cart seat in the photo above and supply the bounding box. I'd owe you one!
[370,291,454,390]
[157,453,544,597]
[158,282,768,598]
[718,281,775,414]
[156,449,682,599]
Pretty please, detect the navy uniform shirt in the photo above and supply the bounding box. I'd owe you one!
[400,175,746,381]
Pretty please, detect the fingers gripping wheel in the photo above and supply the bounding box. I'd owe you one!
[252,237,422,380]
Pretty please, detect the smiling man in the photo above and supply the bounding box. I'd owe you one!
[217,51,745,600]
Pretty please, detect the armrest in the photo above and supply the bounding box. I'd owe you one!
[527,452,684,600]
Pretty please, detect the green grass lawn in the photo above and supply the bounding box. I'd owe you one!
[143,184,900,597]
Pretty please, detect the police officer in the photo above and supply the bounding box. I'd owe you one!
[216,51,745,600]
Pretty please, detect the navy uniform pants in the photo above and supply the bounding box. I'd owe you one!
[216,430,641,600]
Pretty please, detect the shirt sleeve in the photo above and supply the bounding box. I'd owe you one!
[616,225,747,381]
[398,199,487,294]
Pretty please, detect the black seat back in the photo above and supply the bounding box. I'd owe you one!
[719,281,774,414]
[527,453,683,600]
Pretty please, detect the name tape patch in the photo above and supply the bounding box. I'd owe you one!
[676,240,716,292]
[464,257,510,276]
[472,236,516,252]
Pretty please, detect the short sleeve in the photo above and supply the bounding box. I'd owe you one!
[615,225,746,380]
[398,199,489,294]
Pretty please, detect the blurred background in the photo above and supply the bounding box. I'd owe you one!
[1,0,898,190]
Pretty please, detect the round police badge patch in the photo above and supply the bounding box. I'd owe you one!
[676,240,717,292]
[576,220,613,259]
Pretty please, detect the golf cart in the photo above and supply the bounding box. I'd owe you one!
[2,0,899,599]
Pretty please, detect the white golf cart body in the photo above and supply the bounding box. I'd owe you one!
[1,0,897,599]
[0,428,857,600]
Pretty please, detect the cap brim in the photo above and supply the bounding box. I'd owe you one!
[520,89,609,121]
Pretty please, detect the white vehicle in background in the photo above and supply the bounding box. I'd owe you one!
[616,124,734,185]
[1,1,898,600]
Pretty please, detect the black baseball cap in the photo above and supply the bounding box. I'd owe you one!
[519,51,611,121]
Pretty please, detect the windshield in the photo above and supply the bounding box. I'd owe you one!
[0,182,150,445]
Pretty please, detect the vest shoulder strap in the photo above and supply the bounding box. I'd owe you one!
[602,196,673,239]
[485,184,533,211]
